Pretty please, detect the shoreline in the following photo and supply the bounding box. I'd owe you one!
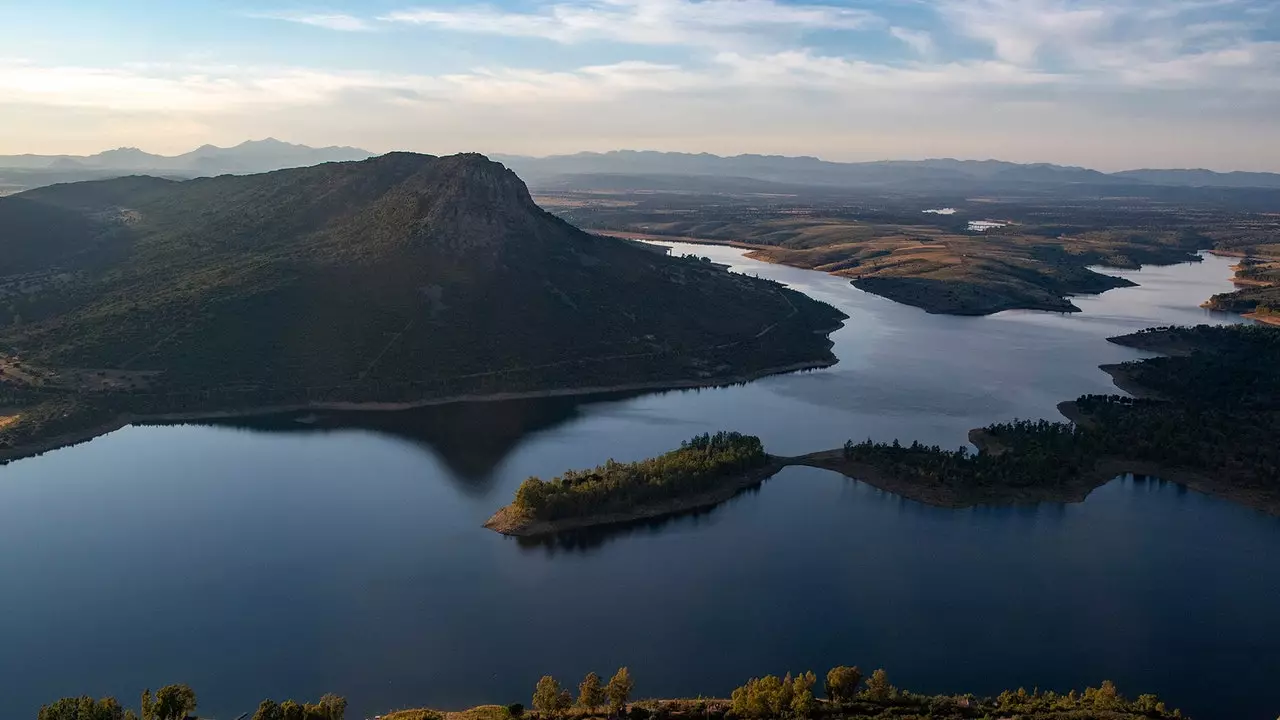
[1243,311,1280,326]
[486,444,1280,538]
[0,358,837,465]
[596,229,1196,318]
[1099,363,1164,399]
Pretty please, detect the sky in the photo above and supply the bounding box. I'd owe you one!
[2,0,1279,170]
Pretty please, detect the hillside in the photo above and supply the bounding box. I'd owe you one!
[0,153,844,456]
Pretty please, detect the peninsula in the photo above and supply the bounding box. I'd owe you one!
[488,323,1280,534]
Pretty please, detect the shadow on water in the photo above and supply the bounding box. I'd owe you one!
[183,390,653,493]
[514,471,1197,555]
[514,485,765,554]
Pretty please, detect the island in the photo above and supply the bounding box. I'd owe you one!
[41,666,1188,720]
[484,431,782,536]
[488,323,1280,534]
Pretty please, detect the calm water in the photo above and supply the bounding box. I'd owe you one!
[1,249,1277,720]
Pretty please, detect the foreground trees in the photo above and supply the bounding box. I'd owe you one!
[531,668,632,718]
[606,668,633,713]
[37,697,137,720]
[37,670,1184,720]
[38,686,346,720]
[578,673,605,712]
[822,667,861,704]
[252,694,347,720]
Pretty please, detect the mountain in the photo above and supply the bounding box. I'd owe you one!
[0,138,374,177]
[0,153,844,429]
[1111,168,1280,189]
[496,150,1280,193]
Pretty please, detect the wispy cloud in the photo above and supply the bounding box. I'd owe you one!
[248,11,374,32]
[379,0,879,48]
[889,27,935,56]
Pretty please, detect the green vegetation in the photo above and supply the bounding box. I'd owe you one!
[510,432,769,522]
[38,685,348,720]
[38,667,1188,720]
[0,154,845,459]
[513,665,1182,720]
[251,694,348,720]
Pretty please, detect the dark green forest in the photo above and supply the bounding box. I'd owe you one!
[512,432,770,521]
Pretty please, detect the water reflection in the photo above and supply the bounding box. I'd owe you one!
[513,486,763,554]
[194,390,650,492]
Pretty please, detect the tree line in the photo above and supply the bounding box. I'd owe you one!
[520,665,1182,720]
[36,684,346,720]
[36,669,1184,720]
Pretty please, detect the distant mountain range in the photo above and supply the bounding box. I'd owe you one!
[0,138,373,177]
[6,143,1280,199]
[495,150,1280,192]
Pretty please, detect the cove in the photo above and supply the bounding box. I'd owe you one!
[0,247,1276,720]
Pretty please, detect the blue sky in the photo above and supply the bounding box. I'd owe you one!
[3,0,1279,170]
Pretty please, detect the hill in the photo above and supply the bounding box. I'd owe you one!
[0,153,845,457]
[498,150,1280,197]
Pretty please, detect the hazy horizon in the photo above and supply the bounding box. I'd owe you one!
[9,138,1280,176]
[4,0,1279,172]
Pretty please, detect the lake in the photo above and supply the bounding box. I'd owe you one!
[1,248,1276,720]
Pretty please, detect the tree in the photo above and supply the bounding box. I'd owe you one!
[790,672,816,718]
[40,696,133,720]
[556,691,573,714]
[318,694,348,720]
[152,685,197,720]
[824,667,862,704]
[533,676,564,716]
[254,700,284,720]
[1091,680,1120,710]
[729,676,787,719]
[864,669,892,702]
[281,700,305,720]
[578,672,605,711]
[606,668,633,713]
[141,690,154,720]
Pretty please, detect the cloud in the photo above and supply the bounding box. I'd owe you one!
[379,0,878,48]
[248,11,374,31]
[889,27,935,56]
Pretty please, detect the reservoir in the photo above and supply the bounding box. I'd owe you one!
[0,248,1275,720]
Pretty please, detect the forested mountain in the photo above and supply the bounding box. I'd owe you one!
[0,153,844,451]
